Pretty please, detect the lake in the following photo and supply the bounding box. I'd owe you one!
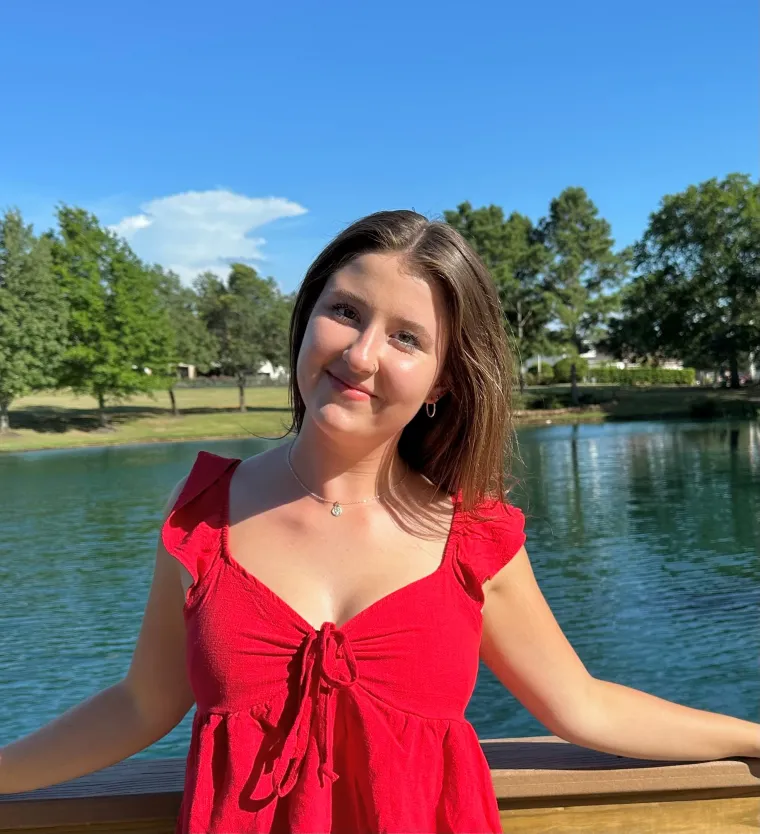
[1,419,758,760]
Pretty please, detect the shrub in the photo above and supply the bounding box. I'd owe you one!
[689,397,758,419]
[525,392,569,410]
[689,398,720,419]
[524,366,555,386]
[539,366,556,385]
[588,366,696,385]
[544,395,566,410]
[552,357,589,383]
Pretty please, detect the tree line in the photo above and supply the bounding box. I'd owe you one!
[446,173,760,391]
[1,173,758,434]
[0,207,293,432]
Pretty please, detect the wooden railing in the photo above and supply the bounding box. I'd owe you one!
[1,736,758,833]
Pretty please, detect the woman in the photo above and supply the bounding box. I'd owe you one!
[1,210,758,833]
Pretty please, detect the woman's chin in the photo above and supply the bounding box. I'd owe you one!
[311,402,374,435]
[308,401,409,446]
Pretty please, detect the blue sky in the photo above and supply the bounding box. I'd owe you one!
[1,0,757,291]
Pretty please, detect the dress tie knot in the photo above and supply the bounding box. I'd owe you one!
[316,622,358,689]
[271,623,358,797]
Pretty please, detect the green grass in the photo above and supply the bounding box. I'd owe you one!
[1,386,293,453]
[515,384,759,420]
[1,383,757,454]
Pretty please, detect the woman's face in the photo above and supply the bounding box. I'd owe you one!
[296,252,448,443]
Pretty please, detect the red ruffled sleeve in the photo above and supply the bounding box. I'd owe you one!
[453,499,526,604]
[160,451,240,589]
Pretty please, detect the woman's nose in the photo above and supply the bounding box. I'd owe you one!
[343,330,381,375]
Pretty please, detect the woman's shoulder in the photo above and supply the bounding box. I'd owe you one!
[166,450,242,518]
[235,443,285,479]
[227,442,293,521]
[458,493,525,545]
[453,494,527,596]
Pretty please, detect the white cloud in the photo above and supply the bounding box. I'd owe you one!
[111,214,153,235]
[108,189,307,283]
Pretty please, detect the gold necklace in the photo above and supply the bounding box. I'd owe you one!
[286,443,408,517]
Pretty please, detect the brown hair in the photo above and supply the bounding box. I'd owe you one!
[288,210,516,512]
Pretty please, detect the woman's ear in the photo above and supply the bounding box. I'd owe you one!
[427,384,447,404]
[426,361,453,404]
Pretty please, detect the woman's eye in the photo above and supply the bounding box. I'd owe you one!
[332,303,358,321]
[394,332,421,351]
[329,303,419,351]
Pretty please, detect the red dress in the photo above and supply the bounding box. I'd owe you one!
[162,451,526,833]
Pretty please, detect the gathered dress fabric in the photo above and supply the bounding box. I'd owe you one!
[162,451,526,834]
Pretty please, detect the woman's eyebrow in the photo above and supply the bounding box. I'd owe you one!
[328,288,370,308]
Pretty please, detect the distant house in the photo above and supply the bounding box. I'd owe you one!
[257,361,289,383]
[579,348,683,370]
[579,348,624,369]
[522,349,684,374]
[521,354,565,373]
[181,361,289,383]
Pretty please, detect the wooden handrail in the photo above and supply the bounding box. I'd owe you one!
[1,736,758,831]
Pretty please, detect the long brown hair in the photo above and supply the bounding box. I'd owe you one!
[288,210,516,513]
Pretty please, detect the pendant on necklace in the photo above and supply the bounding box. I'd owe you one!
[331,502,343,517]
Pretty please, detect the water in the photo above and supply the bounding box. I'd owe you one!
[1,420,758,760]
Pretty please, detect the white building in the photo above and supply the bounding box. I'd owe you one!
[257,361,289,382]
[522,349,684,374]
[172,361,288,382]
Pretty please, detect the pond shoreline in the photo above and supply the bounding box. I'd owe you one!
[1,409,595,455]
[2,385,757,455]
[3,407,756,455]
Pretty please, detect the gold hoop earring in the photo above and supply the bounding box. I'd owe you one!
[426,401,436,418]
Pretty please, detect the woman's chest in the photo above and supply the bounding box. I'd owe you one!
[184,548,482,717]
[225,506,450,632]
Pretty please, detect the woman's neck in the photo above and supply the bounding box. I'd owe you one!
[288,420,406,504]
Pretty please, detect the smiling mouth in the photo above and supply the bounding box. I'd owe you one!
[326,370,374,399]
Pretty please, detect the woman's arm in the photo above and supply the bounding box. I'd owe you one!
[0,478,194,794]
[569,677,760,760]
[480,546,760,761]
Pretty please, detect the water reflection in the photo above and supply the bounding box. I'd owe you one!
[1,423,758,755]
[471,420,759,738]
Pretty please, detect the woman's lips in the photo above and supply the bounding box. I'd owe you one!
[326,370,373,401]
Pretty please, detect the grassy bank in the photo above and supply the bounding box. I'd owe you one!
[1,384,757,454]
[518,384,759,422]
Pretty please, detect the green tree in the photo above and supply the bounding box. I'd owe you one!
[154,268,218,415]
[539,187,629,353]
[0,209,68,433]
[610,174,760,388]
[552,356,589,383]
[51,206,172,427]
[445,202,555,389]
[196,263,291,411]
[604,277,697,367]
